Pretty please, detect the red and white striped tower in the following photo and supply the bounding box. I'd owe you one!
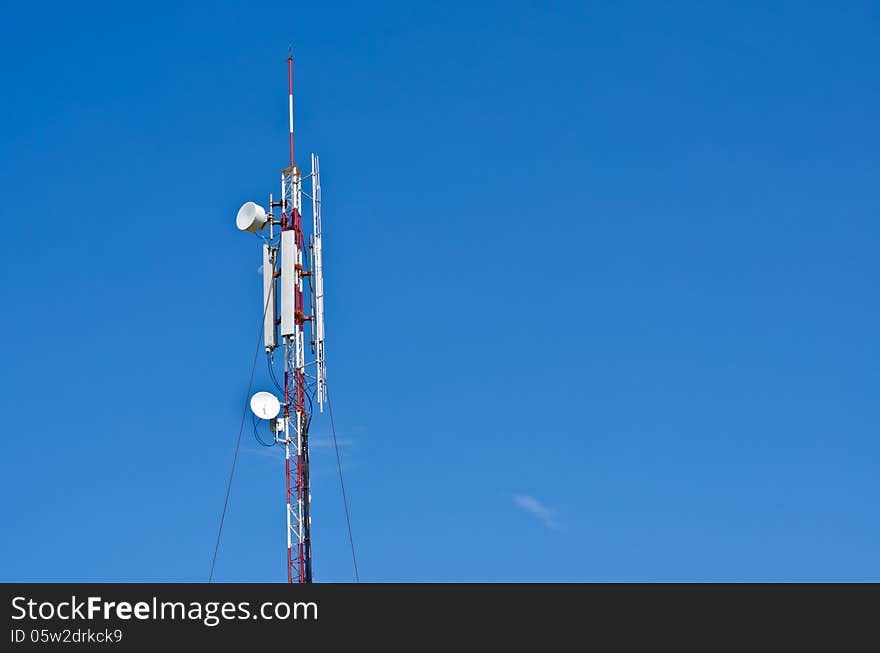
[280,50,313,583]
[236,50,324,583]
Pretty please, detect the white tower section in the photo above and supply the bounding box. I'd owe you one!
[279,168,301,337]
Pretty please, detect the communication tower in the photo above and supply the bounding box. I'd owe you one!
[235,51,326,583]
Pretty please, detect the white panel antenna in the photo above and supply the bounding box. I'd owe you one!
[280,230,296,337]
[262,243,277,350]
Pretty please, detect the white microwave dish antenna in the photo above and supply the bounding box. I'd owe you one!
[250,391,281,420]
[236,201,268,233]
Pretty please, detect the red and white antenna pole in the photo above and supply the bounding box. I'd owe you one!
[288,49,294,167]
[280,48,312,584]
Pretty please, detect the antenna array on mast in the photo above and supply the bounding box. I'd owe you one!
[234,51,326,584]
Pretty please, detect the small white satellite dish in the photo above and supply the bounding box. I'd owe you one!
[250,391,281,420]
[236,201,268,233]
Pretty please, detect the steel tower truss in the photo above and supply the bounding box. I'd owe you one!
[255,54,325,583]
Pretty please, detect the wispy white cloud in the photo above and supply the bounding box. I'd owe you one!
[513,495,559,530]
[244,444,282,461]
[309,436,354,449]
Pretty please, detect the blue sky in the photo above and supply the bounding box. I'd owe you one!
[1,1,878,582]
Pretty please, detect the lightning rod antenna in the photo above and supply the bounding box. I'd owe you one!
[288,47,294,167]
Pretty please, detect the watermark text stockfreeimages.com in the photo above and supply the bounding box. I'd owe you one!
[11,595,317,628]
